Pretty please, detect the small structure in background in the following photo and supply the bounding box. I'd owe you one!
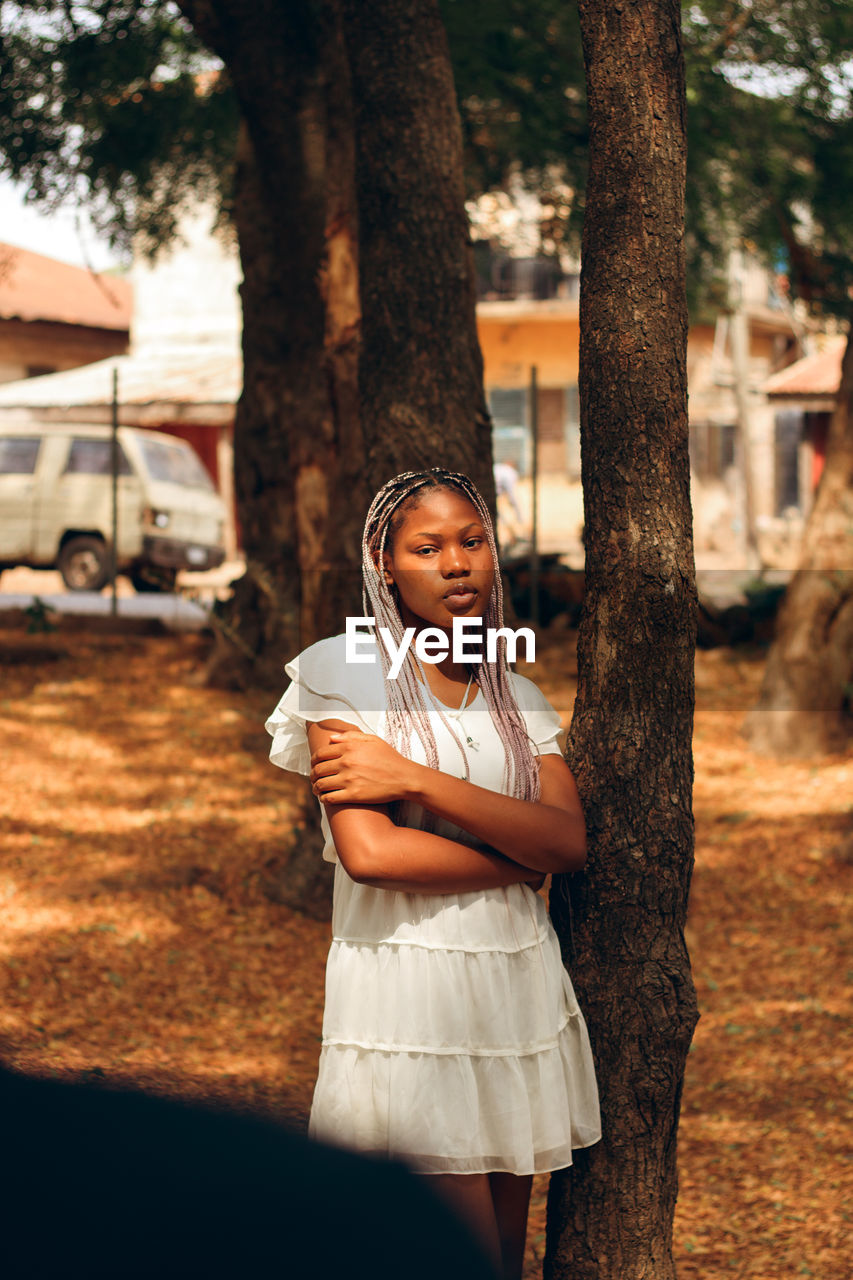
[0,241,131,382]
[763,336,846,523]
[0,193,837,579]
[0,209,240,559]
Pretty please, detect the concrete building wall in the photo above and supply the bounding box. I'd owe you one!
[130,207,241,356]
[0,318,129,385]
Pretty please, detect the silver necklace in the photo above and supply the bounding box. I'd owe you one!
[419,663,480,751]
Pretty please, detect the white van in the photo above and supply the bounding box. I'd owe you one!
[0,422,226,592]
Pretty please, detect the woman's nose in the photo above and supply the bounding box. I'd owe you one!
[440,543,469,576]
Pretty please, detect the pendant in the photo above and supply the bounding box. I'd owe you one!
[465,734,480,751]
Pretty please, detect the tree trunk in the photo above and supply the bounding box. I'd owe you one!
[545,4,698,1278]
[174,0,365,914]
[339,0,494,500]
[175,0,493,915]
[177,0,367,691]
[743,327,853,756]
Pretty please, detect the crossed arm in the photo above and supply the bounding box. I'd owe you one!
[306,719,587,894]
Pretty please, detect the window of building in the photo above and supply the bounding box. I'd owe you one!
[489,385,584,478]
[0,436,41,474]
[774,411,802,514]
[689,423,737,481]
[489,388,529,475]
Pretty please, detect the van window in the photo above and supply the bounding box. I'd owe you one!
[137,437,214,491]
[0,437,41,474]
[64,438,133,476]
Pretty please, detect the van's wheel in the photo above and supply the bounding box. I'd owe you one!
[57,536,111,592]
[130,565,178,594]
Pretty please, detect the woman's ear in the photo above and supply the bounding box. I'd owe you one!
[371,547,395,588]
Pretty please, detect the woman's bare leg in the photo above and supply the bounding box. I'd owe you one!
[488,1172,533,1280]
[427,1173,502,1273]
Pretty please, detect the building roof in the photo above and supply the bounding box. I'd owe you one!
[0,346,240,425]
[764,338,845,397]
[0,241,132,331]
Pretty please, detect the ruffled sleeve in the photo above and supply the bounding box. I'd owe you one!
[509,672,565,757]
[265,632,386,776]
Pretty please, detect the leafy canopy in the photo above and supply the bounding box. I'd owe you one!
[0,0,850,315]
[0,1,237,254]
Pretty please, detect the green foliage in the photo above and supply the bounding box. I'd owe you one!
[24,596,58,633]
[683,0,853,317]
[0,1,238,254]
[445,0,853,318]
[440,0,586,200]
[0,0,850,318]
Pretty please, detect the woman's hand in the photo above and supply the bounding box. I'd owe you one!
[310,730,418,806]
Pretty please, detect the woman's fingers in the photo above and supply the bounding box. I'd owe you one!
[311,758,343,779]
[309,745,345,768]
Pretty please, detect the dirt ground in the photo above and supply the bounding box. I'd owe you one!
[0,626,850,1278]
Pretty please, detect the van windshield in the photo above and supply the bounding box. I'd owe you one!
[137,438,215,492]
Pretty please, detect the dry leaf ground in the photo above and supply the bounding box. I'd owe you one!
[1,629,850,1278]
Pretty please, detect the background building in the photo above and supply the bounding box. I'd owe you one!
[0,205,837,568]
[0,242,131,383]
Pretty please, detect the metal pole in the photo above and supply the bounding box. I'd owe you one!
[529,364,539,625]
[728,249,762,572]
[110,367,119,616]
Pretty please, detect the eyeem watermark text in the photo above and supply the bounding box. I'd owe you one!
[346,617,535,678]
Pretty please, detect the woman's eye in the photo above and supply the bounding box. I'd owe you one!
[464,538,484,549]
[415,546,437,556]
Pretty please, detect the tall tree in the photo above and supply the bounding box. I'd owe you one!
[0,0,492,690]
[679,2,853,755]
[172,0,368,688]
[743,331,853,755]
[340,0,492,491]
[545,2,698,1278]
[171,0,492,911]
[0,0,492,909]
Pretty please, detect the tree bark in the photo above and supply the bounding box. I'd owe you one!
[177,0,367,690]
[743,327,853,756]
[339,0,494,500]
[174,0,365,914]
[175,1,493,915]
[545,4,698,1278]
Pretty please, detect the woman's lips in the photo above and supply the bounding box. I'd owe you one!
[443,586,478,610]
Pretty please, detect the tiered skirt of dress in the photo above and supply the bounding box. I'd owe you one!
[310,869,601,1174]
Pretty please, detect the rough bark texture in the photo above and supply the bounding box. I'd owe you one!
[545,4,698,1278]
[177,0,367,691]
[175,0,364,915]
[743,329,853,756]
[176,0,493,915]
[340,0,494,501]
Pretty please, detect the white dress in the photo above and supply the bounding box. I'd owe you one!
[266,634,601,1175]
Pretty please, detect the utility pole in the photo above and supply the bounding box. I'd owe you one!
[528,364,540,624]
[729,250,762,572]
[110,368,119,615]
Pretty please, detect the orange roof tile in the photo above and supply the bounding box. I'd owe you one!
[764,339,845,397]
[0,241,132,331]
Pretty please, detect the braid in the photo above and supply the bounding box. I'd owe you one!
[361,468,541,803]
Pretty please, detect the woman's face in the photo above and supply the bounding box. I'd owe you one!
[381,487,495,632]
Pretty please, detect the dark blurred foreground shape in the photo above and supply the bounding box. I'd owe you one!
[1,1066,496,1280]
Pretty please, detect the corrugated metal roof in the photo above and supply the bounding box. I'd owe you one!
[0,346,241,409]
[764,339,845,397]
[0,241,132,331]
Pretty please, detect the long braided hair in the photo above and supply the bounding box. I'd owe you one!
[362,468,541,803]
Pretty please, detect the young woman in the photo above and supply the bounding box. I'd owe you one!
[266,469,600,1279]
